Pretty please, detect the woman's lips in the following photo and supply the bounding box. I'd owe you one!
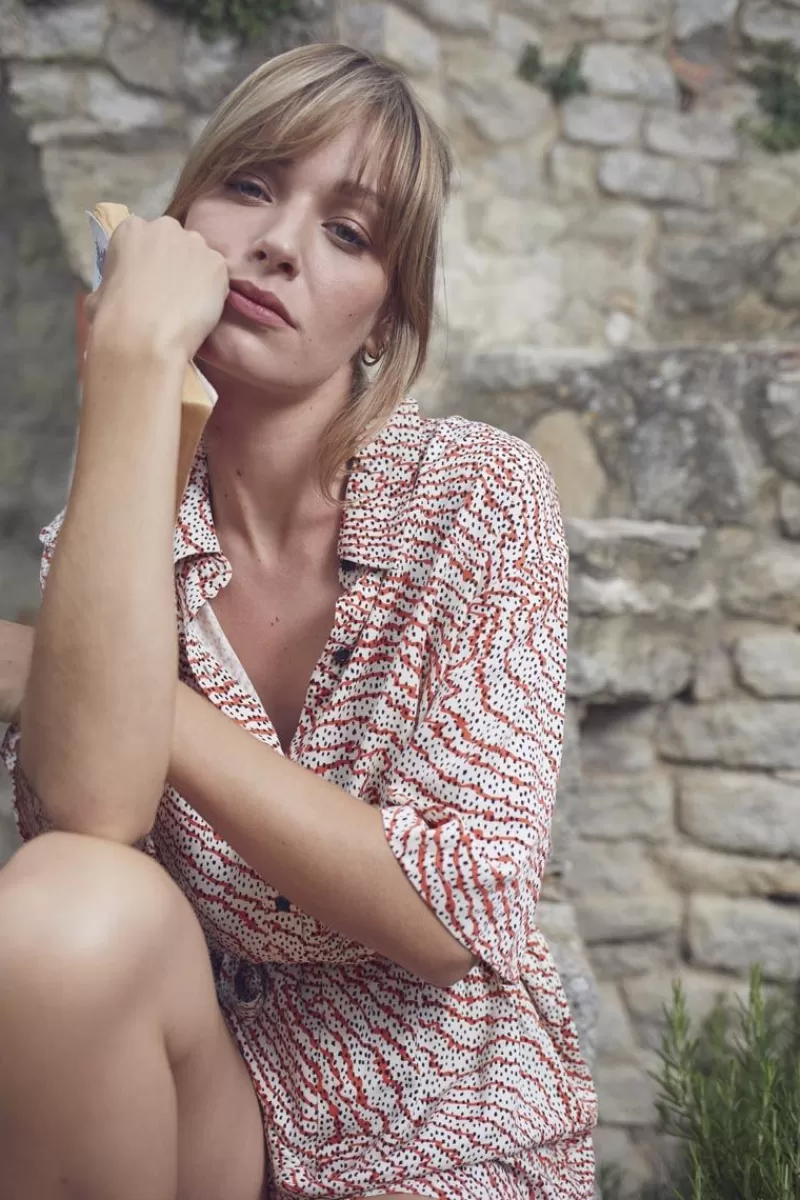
[225,288,293,329]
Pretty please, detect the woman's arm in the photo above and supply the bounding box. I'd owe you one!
[167,448,566,988]
[19,217,228,842]
[169,682,476,988]
[19,346,186,839]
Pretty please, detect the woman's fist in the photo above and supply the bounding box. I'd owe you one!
[88,216,229,363]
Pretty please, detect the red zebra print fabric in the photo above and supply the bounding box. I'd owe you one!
[2,397,597,1198]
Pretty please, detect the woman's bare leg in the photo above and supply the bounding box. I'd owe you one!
[0,831,266,1200]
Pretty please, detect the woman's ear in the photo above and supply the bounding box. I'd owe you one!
[363,312,391,362]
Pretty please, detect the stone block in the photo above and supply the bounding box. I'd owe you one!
[689,894,800,981]
[763,375,800,480]
[766,241,800,309]
[742,1,800,51]
[589,934,680,980]
[575,351,760,525]
[503,0,557,22]
[476,197,569,254]
[595,981,639,1060]
[571,840,663,896]
[188,114,209,144]
[675,0,737,38]
[0,1,110,58]
[731,164,800,234]
[645,110,739,163]
[656,843,800,899]
[483,145,548,197]
[494,13,541,56]
[180,29,239,109]
[578,203,656,260]
[693,637,735,701]
[592,1127,652,1192]
[599,150,718,208]
[568,617,695,703]
[569,570,714,619]
[723,542,800,623]
[580,704,659,775]
[400,0,492,32]
[571,0,669,40]
[595,1059,658,1126]
[659,699,800,769]
[562,95,643,148]
[624,968,749,1051]
[462,345,611,393]
[85,70,176,134]
[780,481,800,538]
[567,518,705,561]
[657,234,753,315]
[340,2,440,76]
[8,64,79,123]
[579,888,683,944]
[408,78,448,128]
[41,144,186,284]
[576,772,675,842]
[448,48,555,144]
[733,630,800,698]
[105,0,183,94]
[526,410,607,518]
[549,143,599,200]
[679,768,800,856]
[582,43,678,106]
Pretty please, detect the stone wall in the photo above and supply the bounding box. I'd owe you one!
[452,342,800,1186]
[335,0,800,391]
[3,0,800,1190]
[4,0,800,375]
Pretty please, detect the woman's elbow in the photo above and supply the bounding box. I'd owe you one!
[417,944,477,990]
[20,756,155,846]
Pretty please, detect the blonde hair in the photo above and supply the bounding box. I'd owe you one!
[166,43,452,497]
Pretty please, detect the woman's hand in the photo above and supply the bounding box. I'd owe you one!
[86,216,229,364]
[0,620,34,726]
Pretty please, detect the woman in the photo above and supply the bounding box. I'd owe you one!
[0,43,596,1200]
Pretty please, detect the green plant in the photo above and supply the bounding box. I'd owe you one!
[653,968,800,1200]
[518,43,588,105]
[742,41,800,154]
[152,0,293,40]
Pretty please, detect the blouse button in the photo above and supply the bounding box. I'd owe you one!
[333,646,353,665]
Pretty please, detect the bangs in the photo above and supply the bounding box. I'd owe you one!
[185,60,433,277]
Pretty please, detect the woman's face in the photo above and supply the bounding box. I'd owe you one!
[185,126,388,400]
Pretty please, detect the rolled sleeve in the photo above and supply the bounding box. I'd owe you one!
[381,456,568,983]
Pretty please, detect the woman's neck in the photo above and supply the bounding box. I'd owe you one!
[202,375,350,565]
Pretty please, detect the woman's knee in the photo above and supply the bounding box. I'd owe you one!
[0,831,206,1009]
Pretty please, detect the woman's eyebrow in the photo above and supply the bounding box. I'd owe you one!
[331,179,384,209]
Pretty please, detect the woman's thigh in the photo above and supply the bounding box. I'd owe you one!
[0,831,267,1200]
[171,977,267,1200]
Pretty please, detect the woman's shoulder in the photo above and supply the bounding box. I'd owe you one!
[415,406,562,527]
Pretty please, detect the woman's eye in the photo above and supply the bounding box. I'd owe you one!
[329,222,368,249]
[228,178,270,201]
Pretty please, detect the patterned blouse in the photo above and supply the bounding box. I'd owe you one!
[2,398,597,1199]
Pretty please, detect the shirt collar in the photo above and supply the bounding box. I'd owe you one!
[173,396,426,575]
